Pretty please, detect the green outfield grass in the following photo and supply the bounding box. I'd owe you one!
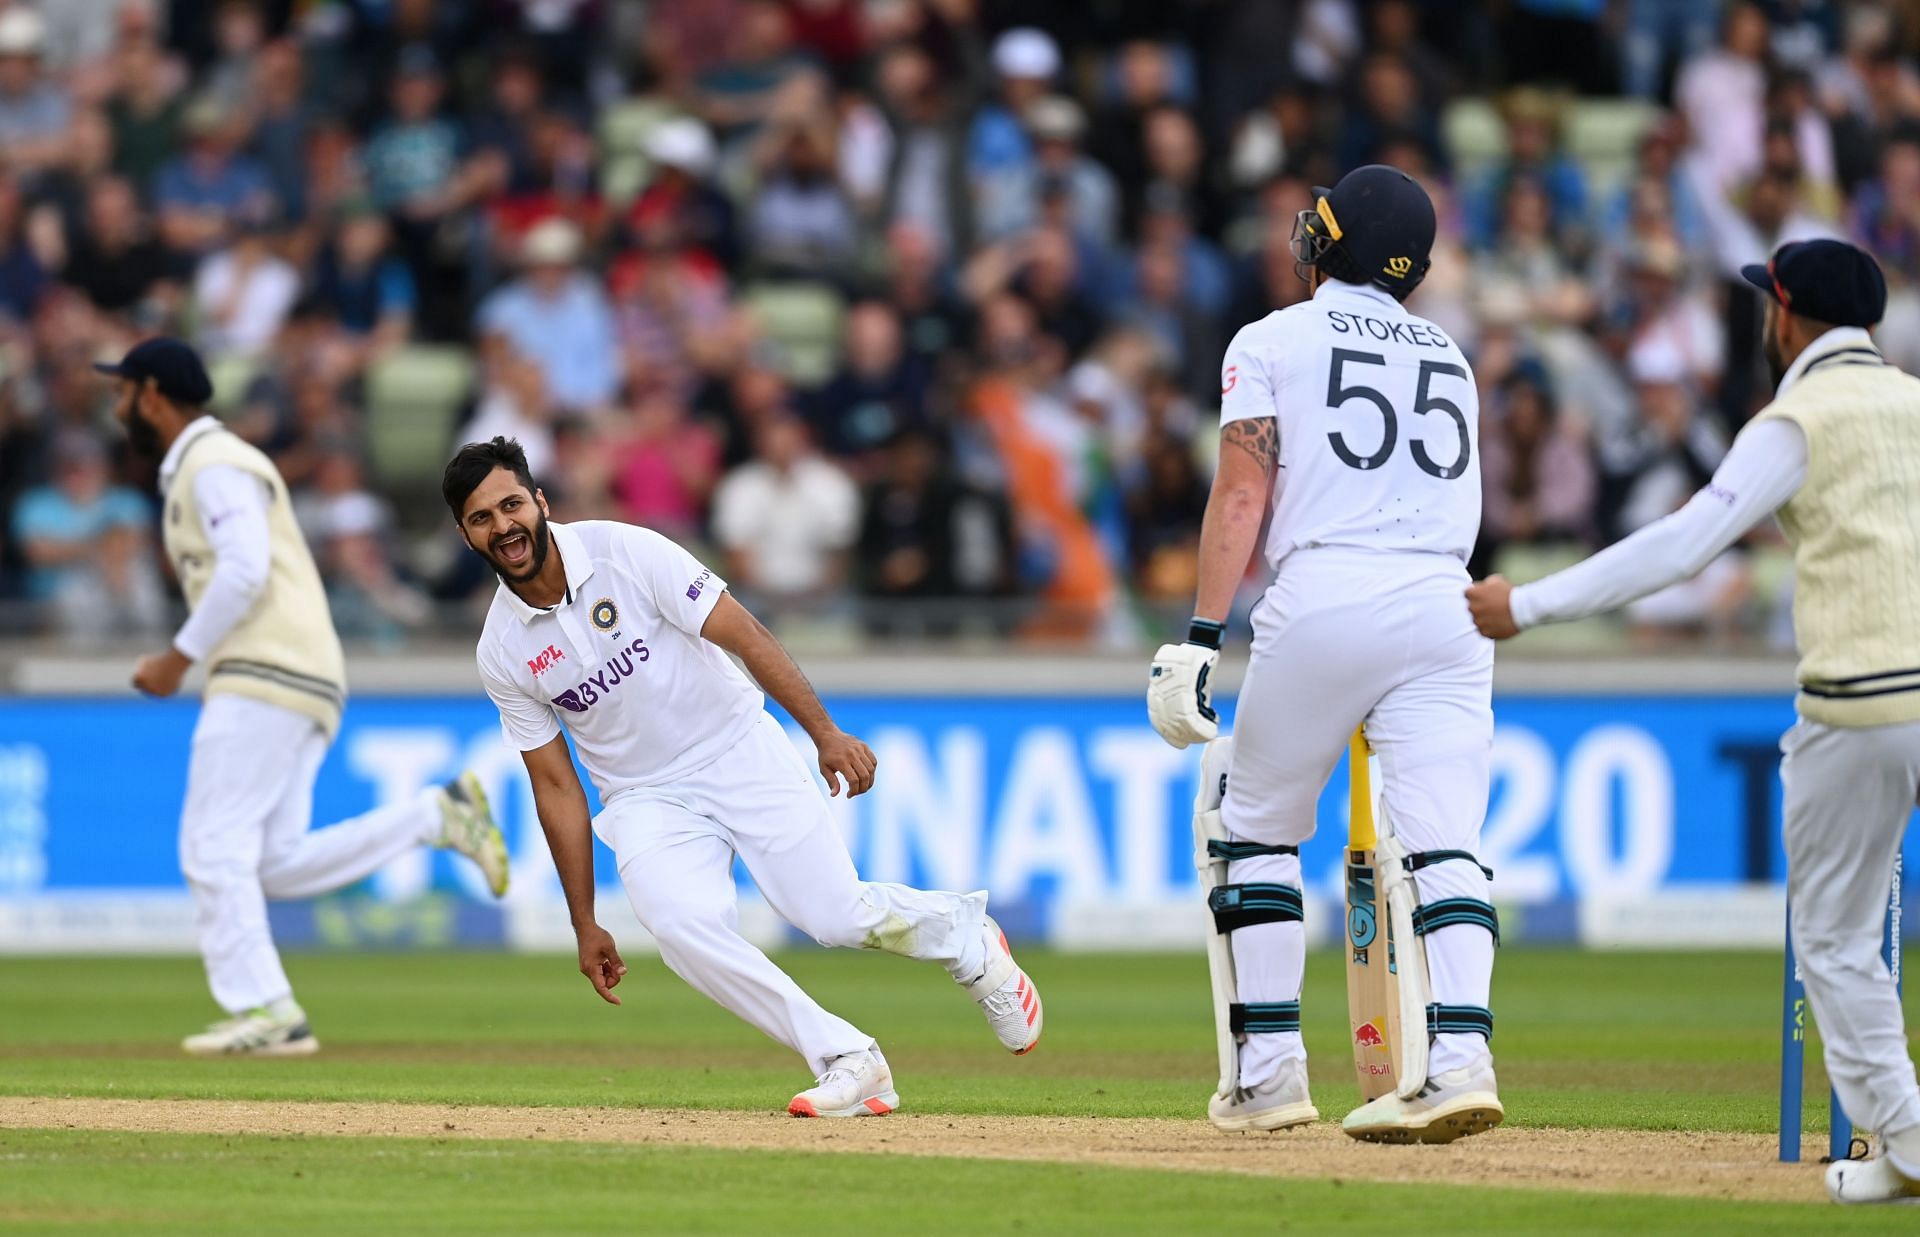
[0,948,1890,1131]
[3,1129,1915,1237]
[2,947,1913,1233]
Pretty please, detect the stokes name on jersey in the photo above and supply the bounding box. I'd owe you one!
[1221,280,1481,571]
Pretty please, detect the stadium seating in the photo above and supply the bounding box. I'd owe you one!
[205,355,262,419]
[365,346,475,507]
[742,282,846,388]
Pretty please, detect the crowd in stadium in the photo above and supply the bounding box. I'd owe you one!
[0,0,1916,648]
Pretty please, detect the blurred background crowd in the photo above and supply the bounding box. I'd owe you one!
[0,0,1916,650]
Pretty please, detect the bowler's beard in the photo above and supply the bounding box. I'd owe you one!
[483,507,552,586]
[1763,327,1787,389]
[125,404,162,456]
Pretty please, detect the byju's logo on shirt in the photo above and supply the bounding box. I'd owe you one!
[527,645,566,676]
[551,638,650,714]
[685,569,712,602]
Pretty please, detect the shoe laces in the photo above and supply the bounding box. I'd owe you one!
[814,1053,868,1088]
[980,983,1022,1019]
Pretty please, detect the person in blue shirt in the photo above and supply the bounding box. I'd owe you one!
[363,47,465,216]
[312,199,417,356]
[363,45,487,340]
[10,431,162,637]
[969,29,1061,242]
[1462,88,1589,254]
[475,217,619,414]
[152,95,275,260]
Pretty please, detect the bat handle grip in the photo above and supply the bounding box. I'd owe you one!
[1348,725,1376,851]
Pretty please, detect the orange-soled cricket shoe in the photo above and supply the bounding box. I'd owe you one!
[788,1048,899,1118]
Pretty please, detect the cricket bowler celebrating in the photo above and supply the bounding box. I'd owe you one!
[1468,239,1920,1205]
[442,436,1041,1117]
[1148,166,1502,1143]
[106,337,509,1055]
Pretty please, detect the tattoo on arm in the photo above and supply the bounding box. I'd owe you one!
[1220,417,1278,473]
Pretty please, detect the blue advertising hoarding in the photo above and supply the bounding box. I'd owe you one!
[3,688,1887,949]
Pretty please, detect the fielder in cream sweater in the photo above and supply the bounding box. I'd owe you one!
[103,338,511,1056]
[1466,241,1920,1207]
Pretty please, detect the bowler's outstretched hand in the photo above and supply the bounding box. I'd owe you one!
[577,923,628,1005]
[816,730,877,797]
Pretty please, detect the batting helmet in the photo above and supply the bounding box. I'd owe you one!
[1291,165,1436,301]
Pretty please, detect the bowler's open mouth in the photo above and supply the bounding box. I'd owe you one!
[494,529,532,567]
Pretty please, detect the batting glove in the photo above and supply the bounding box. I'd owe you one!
[1147,618,1223,749]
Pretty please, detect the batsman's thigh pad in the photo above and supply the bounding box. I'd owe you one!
[1221,642,1373,845]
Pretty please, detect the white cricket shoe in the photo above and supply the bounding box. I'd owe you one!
[1342,1058,1504,1144]
[965,916,1042,1055]
[182,1004,320,1057]
[1209,1057,1318,1132]
[1827,1154,1920,1204]
[436,771,509,897]
[788,1049,899,1118]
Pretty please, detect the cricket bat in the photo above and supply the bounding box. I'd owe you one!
[1344,727,1405,1100]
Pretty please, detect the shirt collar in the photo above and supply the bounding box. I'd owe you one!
[1776,326,1879,397]
[157,415,224,493]
[1313,279,1404,313]
[496,519,596,625]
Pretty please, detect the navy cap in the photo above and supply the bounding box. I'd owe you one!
[1740,239,1887,328]
[92,337,214,406]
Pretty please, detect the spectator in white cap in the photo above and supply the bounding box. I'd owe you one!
[0,6,71,174]
[476,217,619,415]
[971,27,1061,239]
[630,115,739,268]
[992,28,1061,97]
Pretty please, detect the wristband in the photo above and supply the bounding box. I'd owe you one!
[1186,617,1225,650]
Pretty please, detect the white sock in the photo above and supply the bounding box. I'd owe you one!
[1226,847,1305,1089]
[265,995,302,1021]
[1423,921,1495,1075]
[1885,1124,1920,1178]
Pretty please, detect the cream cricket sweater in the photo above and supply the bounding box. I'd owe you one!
[163,424,346,737]
[1756,336,1920,726]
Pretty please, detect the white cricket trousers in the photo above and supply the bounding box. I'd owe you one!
[181,694,441,1013]
[1220,549,1497,1087]
[1781,716,1920,1155]
[593,712,990,1078]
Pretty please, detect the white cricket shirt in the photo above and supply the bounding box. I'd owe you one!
[476,520,764,798]
[1221,279,1482,571]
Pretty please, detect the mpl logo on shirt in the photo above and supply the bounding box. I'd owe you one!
[551,638,650,713]
[527,645,566,676]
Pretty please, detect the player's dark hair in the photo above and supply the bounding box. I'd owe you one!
[442,436,536,519]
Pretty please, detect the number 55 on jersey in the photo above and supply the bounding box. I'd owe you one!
[1219,272,1480,568]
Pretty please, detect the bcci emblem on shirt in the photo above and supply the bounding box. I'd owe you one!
[591,598,619,634]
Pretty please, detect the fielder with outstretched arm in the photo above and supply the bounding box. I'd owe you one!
[443,436,1041,1118]
[1147,166,1504,1143]
[103,337,508,1056]
[1468,239,1920,1206]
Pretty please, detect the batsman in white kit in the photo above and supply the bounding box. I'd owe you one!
[443,437,1041,1117]
[102,338,510,1055]
[1470,239,1920,1205]
[1148,166,1503,1143]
